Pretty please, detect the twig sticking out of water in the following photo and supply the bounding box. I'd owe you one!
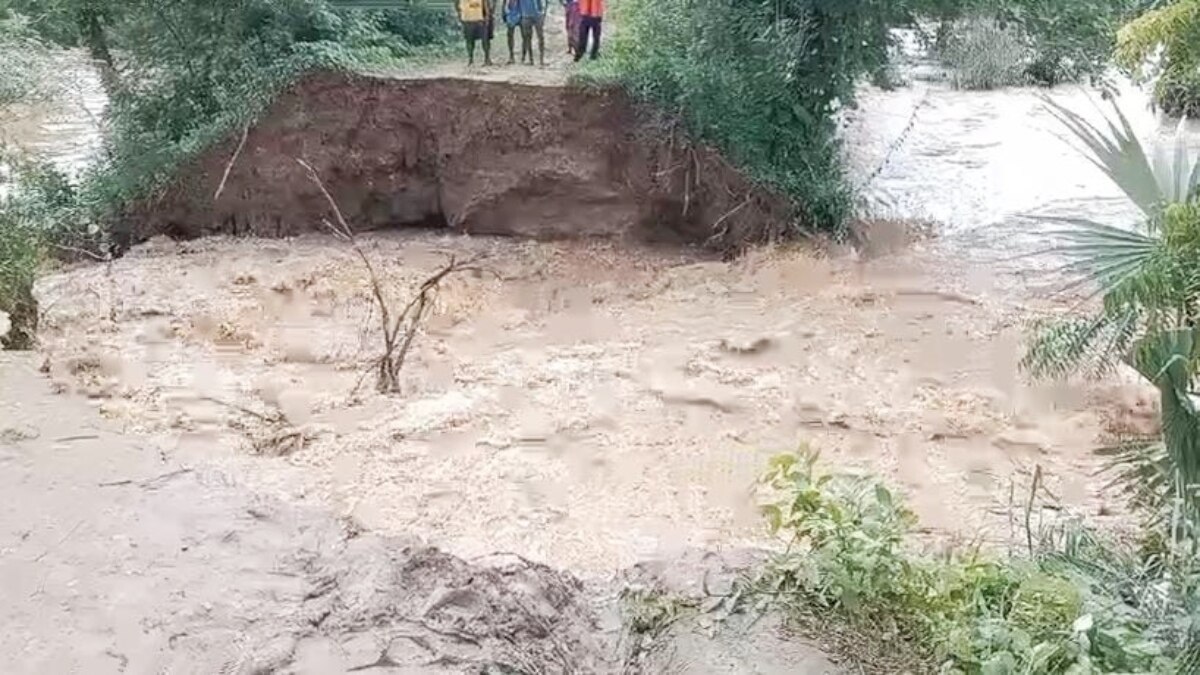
[295,158,487,394]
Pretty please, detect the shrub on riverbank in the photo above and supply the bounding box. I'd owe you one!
[1117,0,1200,117]
[588,0,920,239]
[940,16,1030,89]
[927,0,1138,88]
[751,449,1198,673]
[6,0,455,236]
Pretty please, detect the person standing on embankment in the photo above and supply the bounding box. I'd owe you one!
[516,0,548,66]
[574,0,603,61]
[562,0,582,58]
[458,0,493,66]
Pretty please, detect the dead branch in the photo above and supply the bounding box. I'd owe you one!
[295,157,488,394]
[98,467,194,489]
[214,124,250,202]
[200,395,284,424]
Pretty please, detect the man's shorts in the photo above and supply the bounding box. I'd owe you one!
[462,21,487,41]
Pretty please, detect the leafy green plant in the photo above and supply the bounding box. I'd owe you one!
[0,12,60,115]
[1020,98,1200,520]
[752,448,1191,673]
[999,0,1136,86]
[0,150,74,349]
[1117,0,1200,117]
[588,0,931,238]
[0,215,42,350]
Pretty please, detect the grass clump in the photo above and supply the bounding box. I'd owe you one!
[940,16,1030,89]
[749,449,1195,673]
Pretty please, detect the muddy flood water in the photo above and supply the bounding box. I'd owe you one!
[3,51,1200,672]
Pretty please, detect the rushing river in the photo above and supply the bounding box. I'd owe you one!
[844,76,1200,256]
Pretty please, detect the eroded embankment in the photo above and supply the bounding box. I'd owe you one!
[120,72,791,251]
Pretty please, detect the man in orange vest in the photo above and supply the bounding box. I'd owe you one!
[574,0,603,61]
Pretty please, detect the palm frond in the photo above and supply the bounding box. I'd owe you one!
[1041,96,1162,218]
[1096,436,1172,525]
[1130,328,1200,515]
[1040,215,1159,294]
[1022,310,1140,380]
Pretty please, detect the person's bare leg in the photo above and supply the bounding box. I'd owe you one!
[507,26,516,64]
[535,18,545,66]
[520,21,533,64]
[466,32,476,66]
[482,35,493,65]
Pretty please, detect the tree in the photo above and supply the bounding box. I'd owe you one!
[1117,0,1200,116]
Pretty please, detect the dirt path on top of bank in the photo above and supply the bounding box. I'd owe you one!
[374,4,592,87]
[33,229,1153,577]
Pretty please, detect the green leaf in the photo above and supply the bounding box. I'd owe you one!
[981,651,1017,675]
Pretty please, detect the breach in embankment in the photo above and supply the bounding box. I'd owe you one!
[118,72,793,252]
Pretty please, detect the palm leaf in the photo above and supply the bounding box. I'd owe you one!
[1022,310,1140,379]
[1129,328,1200,515]
[1096,436,1172,525]
[1042,96,1162,218]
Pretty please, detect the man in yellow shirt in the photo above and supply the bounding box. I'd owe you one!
[457,0,493,66]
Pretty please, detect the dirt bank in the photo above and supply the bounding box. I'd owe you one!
[120,73,791,252]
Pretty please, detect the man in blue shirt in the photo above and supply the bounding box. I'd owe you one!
[515,0,547,66]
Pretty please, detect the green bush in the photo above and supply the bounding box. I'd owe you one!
[752,449,1194,673]
[940,16,1030,89]
[0,151,75,349]
[923,0,1138,86]
[0,13,60,113]
[10,0,455,234]
[1117,0,1200,117]
[0,215,42,350]
[1001,0,1136,86]
[590,0,921,238]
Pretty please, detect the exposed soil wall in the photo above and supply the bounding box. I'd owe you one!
[119,72,793,251]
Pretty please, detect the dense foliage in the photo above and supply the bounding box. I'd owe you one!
[1117,0,1200,117]
[1021,99,1200,526]
[591,0,934,237]
[754,449,1200,673]
[0,0,454,348]
[4,0,454,230]
[0,12,59,114]
[930,0,1139,89]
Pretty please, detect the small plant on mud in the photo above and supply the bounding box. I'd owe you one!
[750,448,1191,673]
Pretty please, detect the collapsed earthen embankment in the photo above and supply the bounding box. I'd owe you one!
[120,72,793,250]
